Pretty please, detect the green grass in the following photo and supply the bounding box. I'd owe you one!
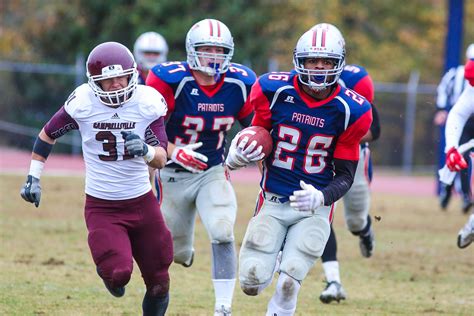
[1,174,473,315]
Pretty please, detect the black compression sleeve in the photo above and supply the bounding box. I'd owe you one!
[238,113,254,128]
[321,158,357,205]
[370,103,381,141]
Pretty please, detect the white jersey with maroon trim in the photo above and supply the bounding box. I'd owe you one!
[65,84,167,200]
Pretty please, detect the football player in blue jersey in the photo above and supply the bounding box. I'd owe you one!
[146,18,258,316]
[319,63,381,304]
[134,32,168,84]
[226,23,372,315]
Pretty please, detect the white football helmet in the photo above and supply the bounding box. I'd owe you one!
[466,43,474,60]
[133,32,168,71]
[86,42,138,107]
[186,18,234,76]
[293,23,346,90]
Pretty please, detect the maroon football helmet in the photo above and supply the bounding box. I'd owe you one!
[86,42,138,107]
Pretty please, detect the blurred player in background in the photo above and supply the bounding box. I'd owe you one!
[146,18,257,316]
[20,42,173,315]
[435,44,474,214]
[226,23,372,315]
[443,55,474,249]
[134,31,169,84]
[318,63,380,303]
[133,31,169,183]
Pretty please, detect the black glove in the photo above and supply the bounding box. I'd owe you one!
[20,175,42,207]
[121,131,148,157]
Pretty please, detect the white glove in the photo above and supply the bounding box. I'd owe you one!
[171,142,208,173]
[290,180,324,213]
[225,135,265,170]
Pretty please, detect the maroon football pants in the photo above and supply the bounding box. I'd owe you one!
[85,190,173,294]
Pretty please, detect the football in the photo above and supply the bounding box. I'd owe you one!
[237,126,273,159]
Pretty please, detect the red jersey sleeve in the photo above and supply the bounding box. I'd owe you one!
[333,110,372,160]
[146,71,176,117]
[352,75,375,103]
[250,79,272,130]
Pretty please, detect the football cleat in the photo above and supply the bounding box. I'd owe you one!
[214,304,232,316]
[359,229,375,258]
[457,214,474,249]
[319,281,347,304]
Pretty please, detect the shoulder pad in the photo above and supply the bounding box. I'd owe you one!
[226,63,257,85]
[149,61,192,85]
[134,85,168,119]
[63,84,96,118]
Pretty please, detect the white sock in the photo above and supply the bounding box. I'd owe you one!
[213,278,235,309]
[322,260,341,283]
[266,273,300,316]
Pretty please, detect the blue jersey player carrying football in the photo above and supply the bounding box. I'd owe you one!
[146,18,259,316]
[319,63,381,304]
[226,23,372,315]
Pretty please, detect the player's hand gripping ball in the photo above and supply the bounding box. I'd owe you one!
[237,126,273,159]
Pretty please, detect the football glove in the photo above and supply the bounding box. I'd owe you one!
[446,147,468,172]
[171,142,208,173]
[225,135,265,170]
[20,175,42,207]
[290,180,324,213]
[121,131,148,156]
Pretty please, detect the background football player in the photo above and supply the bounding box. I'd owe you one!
[319,63,381,304]
[20,42,173,316]
[443,55,474,249]
[134,31,169,84]
[146,18,258,316]
[226,23,372,315]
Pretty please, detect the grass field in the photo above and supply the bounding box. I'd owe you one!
[1,173,473,315]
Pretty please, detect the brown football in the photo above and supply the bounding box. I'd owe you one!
[237,126,273,159]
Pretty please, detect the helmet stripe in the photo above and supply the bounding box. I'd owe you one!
[208,19,214,36]
[217,21,221,37]
[312,30,317,47]
[321,29,327,47]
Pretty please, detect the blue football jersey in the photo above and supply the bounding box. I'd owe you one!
[147,61,256,168]
[339,64,374,103]
[251,72,372,198]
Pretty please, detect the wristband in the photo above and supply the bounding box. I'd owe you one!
[33,137,53,159]
[29,160,45,179]
[143,144,156,163]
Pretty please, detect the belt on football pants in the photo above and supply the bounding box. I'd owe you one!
[263,192,290,203]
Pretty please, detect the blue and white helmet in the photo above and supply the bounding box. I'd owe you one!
[186,19,234,76]
[293,23,346,90]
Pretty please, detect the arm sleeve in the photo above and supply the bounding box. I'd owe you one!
[238,113,254,128]
[321,158,358,205]
[146,71,175,118]
[445,85,474,150]
[43,106,79,139]
[250,79,273,130]
[146,117,168,150]
[369,103,381,141]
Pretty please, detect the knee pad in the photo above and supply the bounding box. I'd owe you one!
[239,258,272,295]
[172,235,194,265]
[209,218,234,243]
[111,268,132,288]
[147,279,170,297]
